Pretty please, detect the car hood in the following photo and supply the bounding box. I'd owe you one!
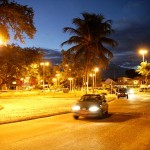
[76,101,101,108]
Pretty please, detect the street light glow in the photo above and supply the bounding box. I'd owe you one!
[40,62,49,66]
[139,49,147,55]
[139,49,148,62]
[94,67,99,90]
[52,78,57,82]
[0,35,7,46]
[94,67,99,72]
[40,62,50,90]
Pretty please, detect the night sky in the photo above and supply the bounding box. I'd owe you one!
[11,0,150,69]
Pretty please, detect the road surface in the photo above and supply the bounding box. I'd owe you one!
[0,93,150,150]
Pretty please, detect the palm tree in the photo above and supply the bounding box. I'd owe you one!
[61,12,117,93]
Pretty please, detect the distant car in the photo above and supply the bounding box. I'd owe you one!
[72,94,108,120]
[139,87,149,92]
[116,88,128,99]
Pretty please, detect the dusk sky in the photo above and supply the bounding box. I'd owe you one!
[11,0,150,68]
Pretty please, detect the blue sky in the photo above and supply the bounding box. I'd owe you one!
[10,0,150,68]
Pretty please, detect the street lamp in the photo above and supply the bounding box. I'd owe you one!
[68,78,73,91]
[40,62,49,89]
[90,73,95,93]
[139,49,148,62]
[56,74,60,88]
[94,67,99,88]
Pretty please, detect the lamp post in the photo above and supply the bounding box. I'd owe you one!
[56,73,60,88]
[40,62,49,90]
[90,73,95,93]
[139,49,148,62]
[94,67,99,88]
[68,78,73,91]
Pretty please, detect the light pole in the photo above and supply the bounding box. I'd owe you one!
[94,67,99,88]
[68,78,73,91]
[139,49,148,62]
[40,62,49,90]
[90,73,95,93]
[56,74,60,88]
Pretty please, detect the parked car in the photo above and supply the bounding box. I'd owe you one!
[116,88,128,99]
[72,94,108,120]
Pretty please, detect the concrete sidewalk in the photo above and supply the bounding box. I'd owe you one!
[0,91,116,124]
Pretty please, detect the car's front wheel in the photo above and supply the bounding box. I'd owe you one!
[73,115,79,120]
[105,110,108,114]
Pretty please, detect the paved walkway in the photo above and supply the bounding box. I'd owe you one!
[0,91,116,124]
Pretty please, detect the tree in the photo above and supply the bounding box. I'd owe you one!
[61,12,117,92]
[0,0,36,44]
[0,45,42,87]
[60,49,86,89]
[136,61,150,84]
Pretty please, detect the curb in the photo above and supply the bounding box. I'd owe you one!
[0,111,70,125]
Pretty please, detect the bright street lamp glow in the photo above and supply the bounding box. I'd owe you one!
[90,73,95,77]
[94,67,99,72]
[0,35,7,46]
[52,78,57,82]
[40,62,49,66]
[139,49,147,55]
[139,49,148,62]
[56,73,60,77]
[68,77,73,80]
[40,62,50,90]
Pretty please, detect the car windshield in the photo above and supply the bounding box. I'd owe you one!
[80,95,102,102]
[118,88,127,92]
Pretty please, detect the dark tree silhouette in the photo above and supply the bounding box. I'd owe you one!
[0,0,36,43]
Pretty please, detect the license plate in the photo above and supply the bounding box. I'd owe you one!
[79,110,88,115]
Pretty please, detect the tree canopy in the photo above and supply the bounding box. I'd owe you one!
[0,0,36,44]
[61,12,117,85]
[0,45,42,85]
[136,61,150,84]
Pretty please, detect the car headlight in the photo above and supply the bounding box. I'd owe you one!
[72,105,80,111]
[129,89,134,94]
[89,106,100,112]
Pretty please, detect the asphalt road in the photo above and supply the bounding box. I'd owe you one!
[0,93,150,150]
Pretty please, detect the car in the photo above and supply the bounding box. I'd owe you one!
[116,88,128,99]
[139,87,149,92]
[72,94,108,120]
